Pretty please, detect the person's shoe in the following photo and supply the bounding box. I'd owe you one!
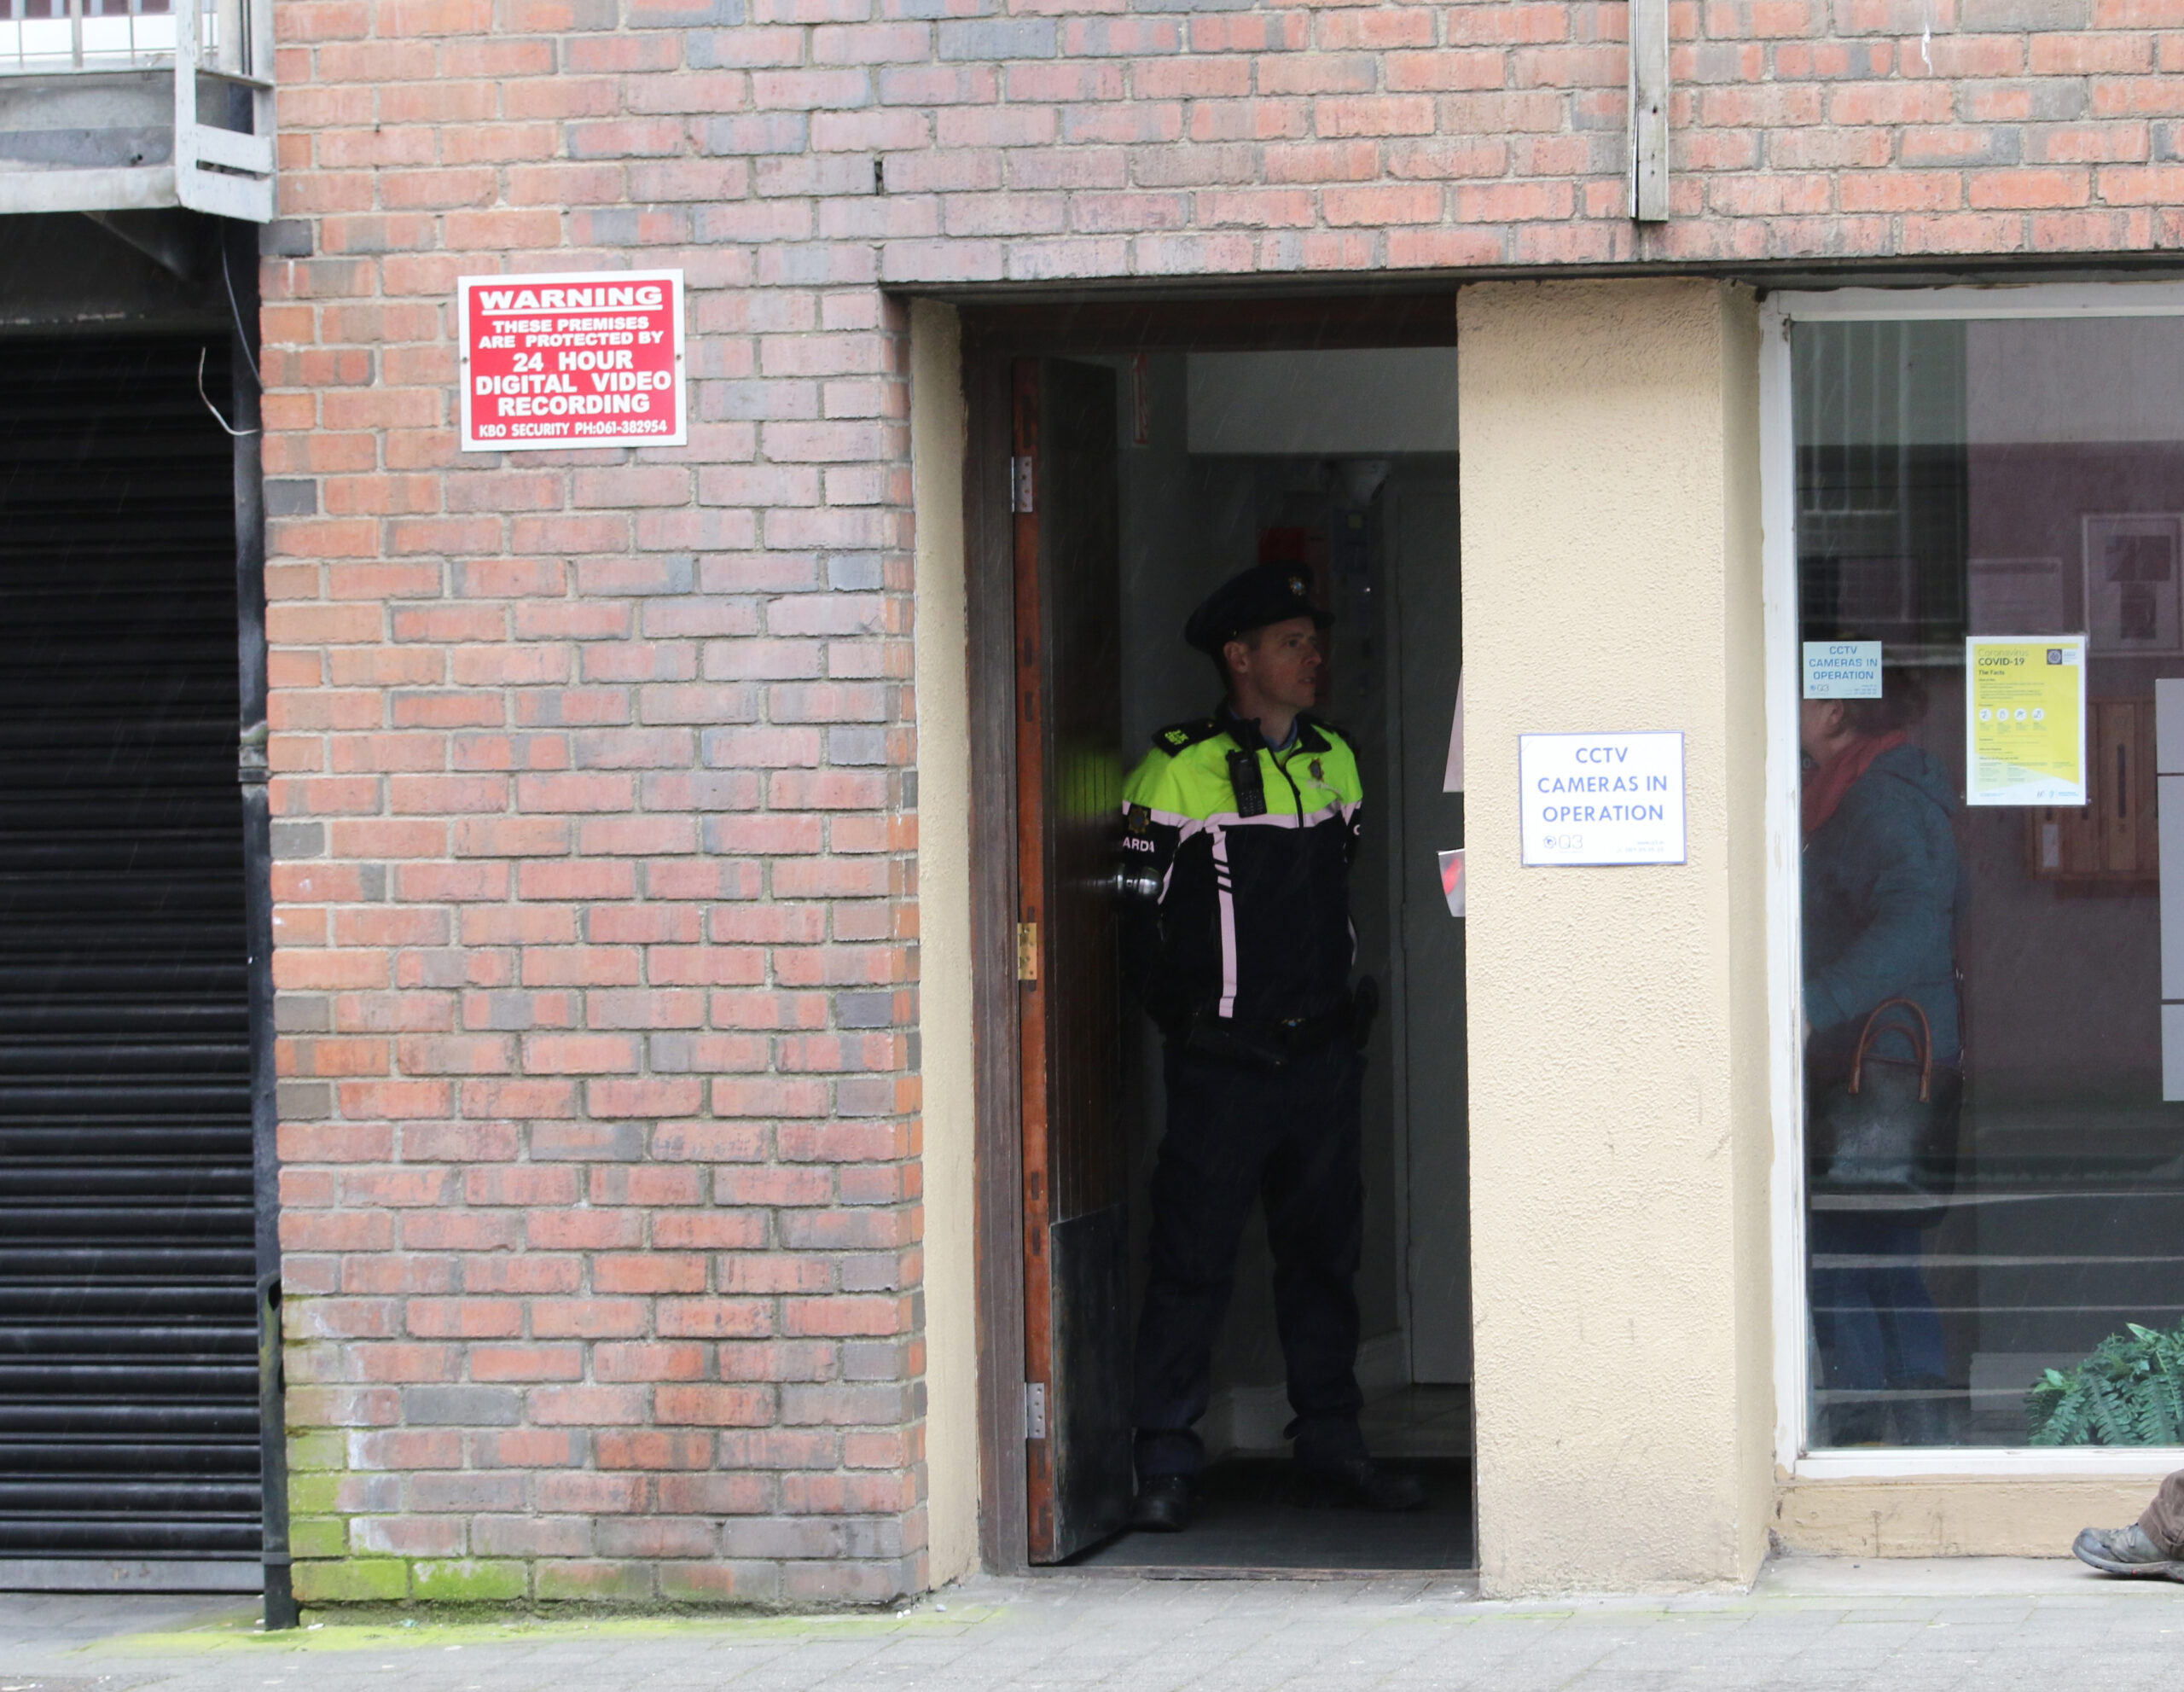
[1302,1457,1426,1512]
[2072,1524,2184,1579]
[1130,1475,1193,1533]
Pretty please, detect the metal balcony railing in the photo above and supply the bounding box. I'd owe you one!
[0,0,273,221]
[0,0,177,76]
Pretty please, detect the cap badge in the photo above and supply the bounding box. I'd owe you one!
[1288,575,1305,596]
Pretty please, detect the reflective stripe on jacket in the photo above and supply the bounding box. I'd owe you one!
[1119,706,1362,1029]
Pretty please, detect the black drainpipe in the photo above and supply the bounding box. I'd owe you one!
[227,219,294,1631]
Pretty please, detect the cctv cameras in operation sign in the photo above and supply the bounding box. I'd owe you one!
[1519,732,1687,867]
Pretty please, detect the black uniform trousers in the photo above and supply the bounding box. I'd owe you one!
[1131,1036,1367,1480]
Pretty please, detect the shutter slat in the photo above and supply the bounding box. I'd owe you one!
[0,337,258,1563]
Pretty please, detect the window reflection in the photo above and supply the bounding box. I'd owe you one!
[1796,316,2184,1449]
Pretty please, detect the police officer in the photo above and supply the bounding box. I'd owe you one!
[1119,561,1424,1532]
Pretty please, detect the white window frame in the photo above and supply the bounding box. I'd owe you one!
[1763,279,2184,1480]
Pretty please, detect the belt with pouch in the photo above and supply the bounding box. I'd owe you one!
[1179,977,1377,1070]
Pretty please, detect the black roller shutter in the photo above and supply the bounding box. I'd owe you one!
[0,337,258,1567]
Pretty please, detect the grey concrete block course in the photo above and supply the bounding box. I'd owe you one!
[935,17,1055,57]
[827,727,891,765]
[402,1386,523,1426]
[4,1559,2183,1691]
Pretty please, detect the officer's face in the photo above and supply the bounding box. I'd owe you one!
[1226,616,1322,711]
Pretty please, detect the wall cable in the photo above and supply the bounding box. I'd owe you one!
[196,347,258,438]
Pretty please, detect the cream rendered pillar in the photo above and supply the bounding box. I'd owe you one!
[909,299,980,1586]
[1460,281,1772,1595]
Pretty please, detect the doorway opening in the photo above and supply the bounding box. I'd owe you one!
[963,301,1472,1574]
[0,335,263,1584]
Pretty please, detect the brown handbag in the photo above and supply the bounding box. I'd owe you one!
[1807,995,1964,1226]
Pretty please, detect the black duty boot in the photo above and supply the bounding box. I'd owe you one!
[1890,1377,1964,1447]
[1130,1475,1193,1532]
[1303,1457,1426,1512]
[2073,1524,2184,1579]
[1821,1398,1887,1447]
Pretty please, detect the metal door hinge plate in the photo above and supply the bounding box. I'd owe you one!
[1025,1381,1047,1440]
[1017,922,1038,981]
[1011,456,1035,515]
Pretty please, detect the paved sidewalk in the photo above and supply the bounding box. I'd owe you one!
[3,1557,2181,1692]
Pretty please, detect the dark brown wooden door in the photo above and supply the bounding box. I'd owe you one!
[1013,358,1132,1562]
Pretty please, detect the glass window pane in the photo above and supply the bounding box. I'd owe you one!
[1794,314,2184,1451]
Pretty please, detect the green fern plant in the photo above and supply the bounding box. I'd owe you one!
[2026,1321,2184,1445]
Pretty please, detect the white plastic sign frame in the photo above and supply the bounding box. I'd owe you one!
[458,268,688,453]
[1519,730,1687,867]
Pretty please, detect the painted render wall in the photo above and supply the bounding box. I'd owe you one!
[906,299,978,1586]
[1776,1474,2181,1556]
[1459,280,1773,1596]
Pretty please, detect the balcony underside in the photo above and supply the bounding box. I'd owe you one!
[0,164,174,213]
[0,69,264,219]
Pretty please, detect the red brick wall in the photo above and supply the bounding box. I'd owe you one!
[263,218,922,1600]
[264,0,2180,1607]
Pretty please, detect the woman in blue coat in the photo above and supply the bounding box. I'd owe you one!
[1802,664,1965,1446]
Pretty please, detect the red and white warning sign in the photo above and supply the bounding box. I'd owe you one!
[458,268,686,451]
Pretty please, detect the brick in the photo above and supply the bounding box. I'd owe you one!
[2095,162,2184,201]
[1312,94,1436,137]
[1967,165,2091,205]
[1838,167,1966,209]
[654,1385,779,1425]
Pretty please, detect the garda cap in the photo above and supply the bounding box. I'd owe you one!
[1183,561,1333,655]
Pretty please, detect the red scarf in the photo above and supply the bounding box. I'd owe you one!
[1803,730,1908,837]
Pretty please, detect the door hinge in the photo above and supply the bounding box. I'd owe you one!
[1024,1381,1047,1440]
[1017,922,1038,981]
[1011,455,1035,515]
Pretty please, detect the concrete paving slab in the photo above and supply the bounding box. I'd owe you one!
[0,1558,2181,1692]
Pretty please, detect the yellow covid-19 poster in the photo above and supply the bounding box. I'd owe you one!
[1966,636,2086,807]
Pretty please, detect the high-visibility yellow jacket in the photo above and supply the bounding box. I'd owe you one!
[1119,704,1363,1032]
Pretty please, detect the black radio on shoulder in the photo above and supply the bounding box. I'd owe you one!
[1226,746,1266,818]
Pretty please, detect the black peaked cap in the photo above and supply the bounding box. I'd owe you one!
[1183,561,1333,654]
